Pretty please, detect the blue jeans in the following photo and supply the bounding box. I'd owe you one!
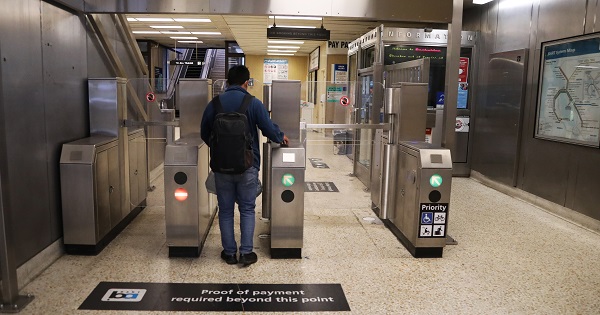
[214,167,258,255]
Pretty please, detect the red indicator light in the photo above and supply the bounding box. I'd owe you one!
[174,188,188,201]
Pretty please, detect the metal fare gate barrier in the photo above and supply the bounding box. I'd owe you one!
[303,82,453,258]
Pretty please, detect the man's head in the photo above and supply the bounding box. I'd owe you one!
[227,65,250,88]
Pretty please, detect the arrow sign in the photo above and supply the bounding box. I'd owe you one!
[429,174,443,188]
[282,174,295,187]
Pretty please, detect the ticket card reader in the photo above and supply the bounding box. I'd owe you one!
[387,141,452,258]
[270,145,306,258]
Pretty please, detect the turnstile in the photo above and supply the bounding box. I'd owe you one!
[268,145,306,258]
[164,137,217,257]
[385,141,452,258]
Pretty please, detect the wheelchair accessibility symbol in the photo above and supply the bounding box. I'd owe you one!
[421,212,433,224]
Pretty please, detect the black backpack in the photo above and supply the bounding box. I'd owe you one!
[209,94,254,174]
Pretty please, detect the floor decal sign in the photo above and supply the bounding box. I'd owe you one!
[305,182,339,192]
[80,282,350,312]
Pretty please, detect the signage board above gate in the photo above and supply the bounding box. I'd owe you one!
[382,28,477,47]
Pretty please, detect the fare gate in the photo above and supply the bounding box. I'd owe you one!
[387,141,452,258]
[268,146,306,258]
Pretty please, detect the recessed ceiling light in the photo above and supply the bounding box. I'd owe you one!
[268,53,295,56]
[268,40,305,44]
[178,40,204,43]
[190,32,222,35]
[269,16,322,21]
[268,45,300,49]
[473,0,493,4]
[270,25,317,29]
[160,31,192,35]
[150,25,183,29]
[173,18,211,23]
[267,50,298,53]
[170,36,198,39]
[132,31,161,34]
[127,18,137,22]
[135,18,174,22]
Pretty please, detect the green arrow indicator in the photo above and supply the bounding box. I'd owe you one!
[430,174,442,188]
[282,174,295,187]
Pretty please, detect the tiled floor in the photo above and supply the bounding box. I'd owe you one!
[18,133,600,314]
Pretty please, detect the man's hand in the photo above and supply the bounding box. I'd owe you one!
[281,135,290,147]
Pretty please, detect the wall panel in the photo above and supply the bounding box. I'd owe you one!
[495,0,533,52]
[0,0,50,265]
[41,2,89,242]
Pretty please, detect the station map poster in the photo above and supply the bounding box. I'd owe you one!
[536,34,600,147]
[263,59,289,84]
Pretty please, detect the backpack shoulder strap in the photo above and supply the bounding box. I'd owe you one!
[212,95,223,114]
[237,94,254,114]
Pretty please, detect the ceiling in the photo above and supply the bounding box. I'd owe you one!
[126,1,479,56]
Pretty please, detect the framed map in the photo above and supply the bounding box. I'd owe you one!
[535,34,600,147]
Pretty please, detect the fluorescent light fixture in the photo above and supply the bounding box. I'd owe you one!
[190,31,222,35]
[150,25,183,29]
[173,18,211,23]
[127,18,137,22]
[160,31,192,35]
[268,45,301,49]
[268,49,298,53]
[269,16,322,21]
[132,31,161,34]
[170,36,198,39]
[268,53,294,56]
[473,0,493,4]
[270,25,317,29]
[135,18,174,22]
[268,40,304,44]
[178,40,204,43]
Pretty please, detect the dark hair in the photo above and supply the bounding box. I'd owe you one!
[227,65,250,86]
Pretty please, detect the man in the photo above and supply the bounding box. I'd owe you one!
[201,65,289,266]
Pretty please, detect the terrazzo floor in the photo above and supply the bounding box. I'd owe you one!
[17,132,600,314]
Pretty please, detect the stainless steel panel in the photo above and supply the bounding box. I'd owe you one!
[107,146,122,228]
[271,168,305,249]
[271,80,301,143]
[128,136,139,211]
[177,79,211,138]
[164,141,214,248]
[84,0,451,22]
[49,0,85,11]
[41,2,90,242]
[537,0,587,43]
[96,150,111,240]
[379,143,396,219]
[333,0,452,23]
[85,0,211,13]
[261,142,272,219]
[60,163,96,245]
[370,129,383,208]
[136,135,148,207]
[472,49,527,187]
[495,0,533,52]
[165,165,200,247]
[390,83,428,144]
[1,0,51,266]
[197,144,214,244]
[570,151,600,220]
[89,79,119,137]
[263,84,272,112]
